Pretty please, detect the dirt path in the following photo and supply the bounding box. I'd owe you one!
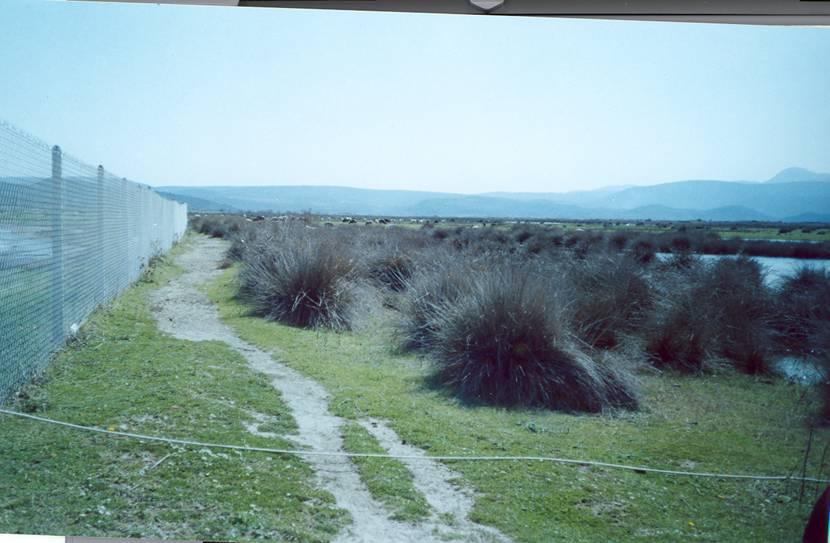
[149,237,510,543]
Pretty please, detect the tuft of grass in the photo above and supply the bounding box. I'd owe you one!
[772,267,830,422]
[565,255,652,349]
[774,267,830,356]
[340,421,432,522]
[646,257,772,374]
[398,253,474,351]
[367,251,414,292]
[631,239,656,264]
[238,225,358,330]
[428,264,639,412]
[707,257,772,374]
[646,284,715,372]
[190,214,245,239]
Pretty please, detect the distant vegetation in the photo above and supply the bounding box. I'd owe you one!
[191,214,830,419]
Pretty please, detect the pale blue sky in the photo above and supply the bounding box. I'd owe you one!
[1,1,829,193]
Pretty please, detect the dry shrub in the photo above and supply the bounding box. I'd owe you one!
[609,232,630,252]
[773,268,830,422]
[238,225,358,330]
[426,264,639,412]
[226,222,260,262]
[645,256,771,373]
[191,214,245,239]
[773,267,830,356]
[645,274,716,373]
[816,324,830,424]
[631,239,656,264]
[398,252,474,351]
[565,255,653,349]
[708,257,771,374]
[368,251,414,291]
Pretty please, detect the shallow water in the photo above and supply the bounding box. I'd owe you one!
[774,357,827,386]
[656,253,830,285]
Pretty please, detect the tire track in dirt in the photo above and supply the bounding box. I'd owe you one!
[148,236,510,543]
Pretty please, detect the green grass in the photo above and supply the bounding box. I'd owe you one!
[340,421,432,523]
[716,227,830,242]
[0,240,347,542]
[208,265,830,543]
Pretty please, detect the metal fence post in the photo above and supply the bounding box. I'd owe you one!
[123,177,130,286]
[97,165,105,302]
[51,145,64,345]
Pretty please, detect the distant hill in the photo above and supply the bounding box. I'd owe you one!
[156,190,237,212]
[160,185,455,215]
[156,167,830,222]
[589,180,830,218]
[766,167,830,184]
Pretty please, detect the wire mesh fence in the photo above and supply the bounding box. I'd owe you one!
[0,120,187,402]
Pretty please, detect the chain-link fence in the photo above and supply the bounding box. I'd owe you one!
[0,120,187,402]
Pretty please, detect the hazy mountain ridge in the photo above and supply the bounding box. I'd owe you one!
[767,167,830,184]
[158,167,830,222]
[156,191,238,212]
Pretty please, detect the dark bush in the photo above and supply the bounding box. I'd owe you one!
[670,235,692,253]
[432,229,449,241]
[707,257,772,374]
[226,223,259,261]
[645,257,772,373]
[645,273,716,373]
[658,252,700,271]
[238,226,357,329]
[812,324,830,424]
[427,265,639,412]
[190,214,245,239]
[565,256,652,349]
[631,239,655,264]
[773,268,830,356]
[609,233,629,252]
[368,251,414,292]
[398,255,474,351]
[515,229,533,244]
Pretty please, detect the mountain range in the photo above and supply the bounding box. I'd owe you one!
[156,167,830,222]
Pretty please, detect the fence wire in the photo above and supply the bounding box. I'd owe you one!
[0,120,187,401]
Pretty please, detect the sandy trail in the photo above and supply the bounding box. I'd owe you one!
[148,236,510,543]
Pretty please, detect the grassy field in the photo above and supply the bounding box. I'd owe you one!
[207,264,829,542]
[282,215,830,242]
[0,240,347,542]
[716,227,829,242]
[2,230,828,542]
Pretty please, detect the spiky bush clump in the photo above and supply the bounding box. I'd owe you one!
[815,325,830,424]
[225,221,262,262]
[707,257,771,373]
[238,227,357,330]
[773,267,830,355]
[428,265,639,412]
[631,239,656,264]
[191,214,244,239]
[565,256,652,349]
[645,273,716,373]
[645,256,771,373]
[368,251,414,292]
[773,268,830,422]
[398,254,474,351]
